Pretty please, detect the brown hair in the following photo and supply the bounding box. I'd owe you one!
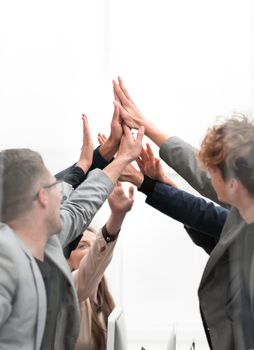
[90,276,115,349]
[198,113,254,195]
[0,149,49,222]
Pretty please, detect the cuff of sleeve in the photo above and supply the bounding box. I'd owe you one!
[63,166,86,189]
[102,224,119,243]
[89,146,112,171]
[138,175,156,197]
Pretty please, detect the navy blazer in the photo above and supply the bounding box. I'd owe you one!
[143,180,229,254]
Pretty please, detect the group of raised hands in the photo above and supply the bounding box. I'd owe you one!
[76,77,177,201]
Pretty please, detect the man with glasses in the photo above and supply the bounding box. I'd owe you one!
[0,113,144,350]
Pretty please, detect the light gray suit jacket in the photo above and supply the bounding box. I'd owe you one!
[160,137,254,350]
[0,169,114,350]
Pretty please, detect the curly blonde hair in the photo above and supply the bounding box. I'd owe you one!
[198,113,254,195]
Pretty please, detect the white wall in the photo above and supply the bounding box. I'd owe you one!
[0,0,253,347]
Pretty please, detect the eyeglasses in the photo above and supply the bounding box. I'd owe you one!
[42,179,63,190]
[33,179,64,200]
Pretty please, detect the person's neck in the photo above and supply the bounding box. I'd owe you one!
[236,198,254,224]
[9,217,48,261]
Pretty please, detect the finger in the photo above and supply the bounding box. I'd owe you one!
[140,146,149,162]
[128,185,135,200]
[113,80,129,107]
[135,126,144,147]
[98,133,104,145]
[102,134,107,143]
[118,76,133,101]
[113,87,121,103]
[122,122,132,136]
[115,180,122,188]
[136,158,145,173]
[155,158,161,169]
[82,114,92,144]
[112,101,120,123]
[146,143,155,161]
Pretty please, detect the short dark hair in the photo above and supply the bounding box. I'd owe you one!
[0,149,49,222]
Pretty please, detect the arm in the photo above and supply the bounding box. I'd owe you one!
[75,182,134,301]
[59,118,144,248]
[183,226,218,254]
[113,77,220,204]
[55,103,128,186]
[120,160,227,240]
[142,178,228,240]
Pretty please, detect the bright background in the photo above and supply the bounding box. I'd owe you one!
[0,0,253,348]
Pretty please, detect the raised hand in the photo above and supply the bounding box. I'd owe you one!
[116,123,144,163]
[99,103,123,161]
[76,114,94,173]
[113,77,147,130]
[137,143,178,188]
[108,181,134,215]
[105,181,134,236]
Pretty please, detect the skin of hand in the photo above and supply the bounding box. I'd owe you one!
[137,143,178,188]
[116,123,144,163]
[113,77,170,147]
[119,163,144,188]
[106,181,134,235]
[113,77,146,130]
[76,114,94,173]
[99,103,123,161]
[97,132,144,188]
[102,123,144,184]
[97,133,107,146]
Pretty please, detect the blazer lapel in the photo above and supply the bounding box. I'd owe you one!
[199,207,246,289]
[13,233,47,350]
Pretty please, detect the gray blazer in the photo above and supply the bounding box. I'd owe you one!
[0,169,114,350]
[160,137,254,350]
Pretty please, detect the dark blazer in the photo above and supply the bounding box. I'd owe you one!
[144,180,228,254]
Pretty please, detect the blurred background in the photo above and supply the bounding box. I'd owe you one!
[0,0,253,348]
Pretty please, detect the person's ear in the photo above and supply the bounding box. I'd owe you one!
[228,178,240,199]
[37,188,48,208]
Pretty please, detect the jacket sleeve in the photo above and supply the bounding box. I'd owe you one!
[184,226,218,254]
[74,230,117,302]
[55,147,111,182]
[159,136,226,206]
[146,181,228,240]
[58,169,114,248]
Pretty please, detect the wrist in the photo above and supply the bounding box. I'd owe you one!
[130,171,144,188]
[76,160,91,173]
[99,138,118,161]
[102,223,120,242]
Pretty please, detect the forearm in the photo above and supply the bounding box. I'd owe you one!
[99,138,119,162]
[103,156,131,184]
[144,121,170,148]
[140,178,228,239]
[76,230,117,301]
[106,212,126,235]
[59,169,114,247]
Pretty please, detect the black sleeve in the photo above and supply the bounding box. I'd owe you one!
[62,166,86,189]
